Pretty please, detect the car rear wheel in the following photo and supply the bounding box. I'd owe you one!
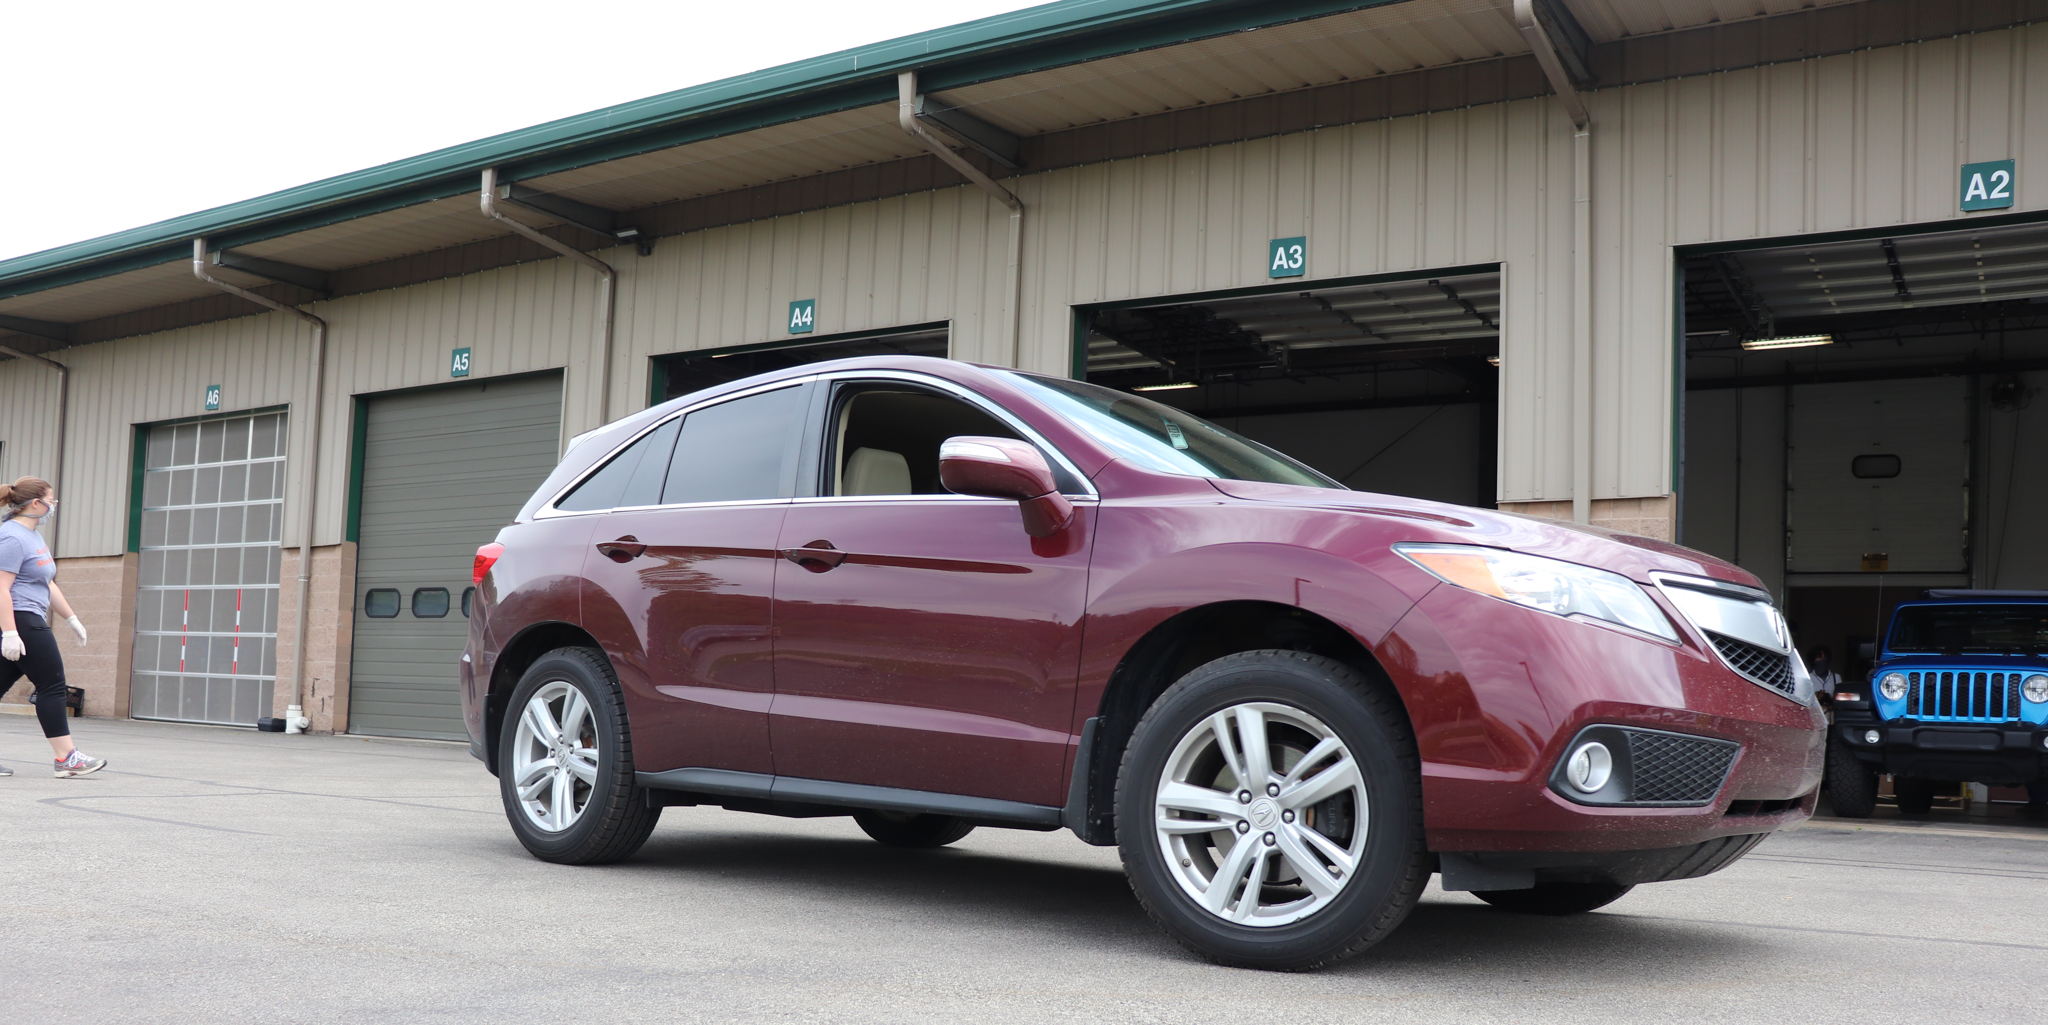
[1115,650,1428,971]
[497,647,661,864]
[1824,739,1878,818]
[852,811,976,848]
[1472,881,1634,915]
[1893,776,1940,815]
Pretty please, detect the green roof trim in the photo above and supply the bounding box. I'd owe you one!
[0,0,1397,303]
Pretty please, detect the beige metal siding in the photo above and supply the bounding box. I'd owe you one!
[3,25,2045,564]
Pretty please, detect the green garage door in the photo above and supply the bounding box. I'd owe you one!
[349,373,562,739]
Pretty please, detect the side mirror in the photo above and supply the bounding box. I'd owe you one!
[939,435,1074,538]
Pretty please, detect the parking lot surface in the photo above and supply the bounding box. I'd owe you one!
[3,715,2044,1025]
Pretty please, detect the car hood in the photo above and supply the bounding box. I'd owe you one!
[1207,479,1763,590]
[1874,653,2048,670]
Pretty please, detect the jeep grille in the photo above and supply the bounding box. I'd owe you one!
[1904,671,2023,723]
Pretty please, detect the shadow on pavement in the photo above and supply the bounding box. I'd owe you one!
[596,829,1754,973]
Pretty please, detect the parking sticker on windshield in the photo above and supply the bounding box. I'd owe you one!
[1164,421,1190,450]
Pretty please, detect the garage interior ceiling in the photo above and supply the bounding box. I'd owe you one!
[1086,271,1500,393]
[1684,220,2048,385]
[0,0,1950,352]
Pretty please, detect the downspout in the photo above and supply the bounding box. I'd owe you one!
[192,238,322,733]
[1516,0,1594,525]
[0,345,67,554]
[897,71,1025,368]
[480,168,616,426]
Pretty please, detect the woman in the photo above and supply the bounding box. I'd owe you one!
[0,477,105,778]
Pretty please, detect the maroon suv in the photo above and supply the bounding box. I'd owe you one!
[462,355,1824,970]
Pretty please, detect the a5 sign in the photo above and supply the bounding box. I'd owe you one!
[450,347,472,378]
[1960,160,2015,212]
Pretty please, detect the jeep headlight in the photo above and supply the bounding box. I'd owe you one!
[2025,675,2048,704]
[1879,672,1909,701]
[1395,544,1678,642]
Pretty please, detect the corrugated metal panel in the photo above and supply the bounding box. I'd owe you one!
[1786,378,1969,573]
[349,373,561,739]
[7,23,2047,558]
[1563,0,1865,41]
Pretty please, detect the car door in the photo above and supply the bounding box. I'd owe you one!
[575,381,812,774]
[768,375,1095,806]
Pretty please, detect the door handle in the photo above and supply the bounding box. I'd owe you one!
[781,540,848,571]
[595,536,647,562]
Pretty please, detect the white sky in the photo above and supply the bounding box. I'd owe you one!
[0,0,1048,262]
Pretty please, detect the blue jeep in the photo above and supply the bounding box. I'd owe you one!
[1826,590,2048,817]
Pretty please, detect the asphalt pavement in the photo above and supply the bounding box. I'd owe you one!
[3,714,2044,1025]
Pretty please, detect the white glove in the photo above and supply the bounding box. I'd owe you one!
[65,615,87,645]
[1,631,20,661]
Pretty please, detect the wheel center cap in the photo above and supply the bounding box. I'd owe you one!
[1248,798,1279,830]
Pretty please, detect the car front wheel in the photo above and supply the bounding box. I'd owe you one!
[497,647,661,864]
[1115,650,1428,971]
[1824,739,1878,818]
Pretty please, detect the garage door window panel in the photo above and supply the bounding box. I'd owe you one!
[130,410,287,728]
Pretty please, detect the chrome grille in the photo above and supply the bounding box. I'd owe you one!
[1706,632,1797,697]
[1905,671,2021,722]
[1624,730,1740,804]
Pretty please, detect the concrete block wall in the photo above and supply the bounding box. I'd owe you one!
[272,543,357,734]
[1498,496,1678,543]
[0,554,133,721]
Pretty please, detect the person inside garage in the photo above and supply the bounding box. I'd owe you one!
[0,476,107,778]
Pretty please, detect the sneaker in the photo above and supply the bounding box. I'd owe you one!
[53,751,106,778]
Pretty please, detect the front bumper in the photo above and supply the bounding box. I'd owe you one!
[1384,582,1825,857]
[1833,705,2048,784]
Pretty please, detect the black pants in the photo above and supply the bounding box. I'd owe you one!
[0,612,70,740]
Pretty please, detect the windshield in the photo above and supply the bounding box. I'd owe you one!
[1888,605,2048,655]
[1000,372,1342,489]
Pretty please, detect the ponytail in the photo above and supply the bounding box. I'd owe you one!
[0,476,51,521]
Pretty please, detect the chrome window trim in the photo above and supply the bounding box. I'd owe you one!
[813,368,1098,499]
[536,378,815,519]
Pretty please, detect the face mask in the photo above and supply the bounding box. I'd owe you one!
[37,503,53,523]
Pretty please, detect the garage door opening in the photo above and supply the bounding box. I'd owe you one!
[1080,270,1500,507]
[652,324,947,404]
[1679,219,2048,689]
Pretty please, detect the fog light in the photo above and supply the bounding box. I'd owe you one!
[1863,729,1881,745]
[1565,741,1614,794]
[1879,673,1908,701]
[2024,675,2048,703]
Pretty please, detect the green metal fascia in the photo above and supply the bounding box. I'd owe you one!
[0,0,1398,303]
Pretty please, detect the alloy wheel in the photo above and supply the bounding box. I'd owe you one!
[1152,700,1369,927]
[510,680,600,832]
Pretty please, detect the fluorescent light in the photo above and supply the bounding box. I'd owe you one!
[1485,355,1502,367]
[1134,381,1199,392]
[1741,333,1834,351]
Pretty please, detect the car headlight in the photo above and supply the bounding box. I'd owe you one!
[2025,674,2048,703]
[1395,544,1678,642]
[1879,672,1909,701]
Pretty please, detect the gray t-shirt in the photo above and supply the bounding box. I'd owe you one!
[0,517,55,618]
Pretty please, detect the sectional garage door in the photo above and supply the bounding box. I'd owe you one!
[349,373,562,739]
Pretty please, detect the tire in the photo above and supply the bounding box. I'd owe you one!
[497,647,661,864]
[1115,650,1428,971]
[1824,739,1878,819]
[852,811,976,848]
[1893,777,1940,815]
[1472,881,1634,915]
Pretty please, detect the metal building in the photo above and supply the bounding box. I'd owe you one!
[0,0,2042,745]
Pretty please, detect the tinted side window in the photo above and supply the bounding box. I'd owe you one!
[557,419,681,511]
[662,386,806,504]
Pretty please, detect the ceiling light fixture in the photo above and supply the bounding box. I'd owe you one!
[1134,381,1199,392]
[1485,355,1502,367]
[1741,333,1834,351]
